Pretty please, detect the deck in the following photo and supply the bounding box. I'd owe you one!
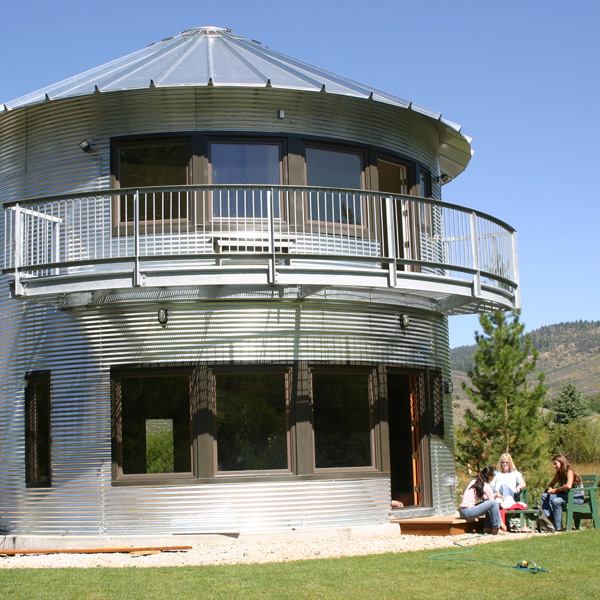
[2,185,518,313]
[393,515,483,536]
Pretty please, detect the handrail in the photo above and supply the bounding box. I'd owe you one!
[2,184,519,306]
[2,185,515,233]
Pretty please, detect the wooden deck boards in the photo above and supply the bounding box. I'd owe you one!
[392,515,483,536]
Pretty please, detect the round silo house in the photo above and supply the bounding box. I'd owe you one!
[0,26,519,536]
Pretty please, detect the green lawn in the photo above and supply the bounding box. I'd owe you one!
[2,531,599,600]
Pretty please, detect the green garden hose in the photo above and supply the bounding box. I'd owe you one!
[428,541,549,575]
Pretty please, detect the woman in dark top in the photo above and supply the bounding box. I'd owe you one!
[539,453,584,532]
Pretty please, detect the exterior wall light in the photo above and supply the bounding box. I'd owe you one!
[277,109,285,119]
[79,139,93,153]
[442,380,453,395]
[157,308,169,327]
[399,314,410,329]
[437,173,452,185]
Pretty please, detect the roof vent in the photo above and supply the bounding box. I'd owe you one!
[183,26,229,36]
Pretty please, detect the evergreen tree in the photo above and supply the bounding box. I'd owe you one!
[455,310,549,482]
[552,382,588,424]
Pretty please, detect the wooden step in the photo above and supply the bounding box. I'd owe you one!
[392,515,483,536]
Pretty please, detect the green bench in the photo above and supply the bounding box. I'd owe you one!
[565,474,600,531]
[503,489,538,532]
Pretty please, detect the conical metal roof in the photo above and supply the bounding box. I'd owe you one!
[1,26,472,177]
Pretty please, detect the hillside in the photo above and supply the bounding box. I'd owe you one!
[450,320,600,422]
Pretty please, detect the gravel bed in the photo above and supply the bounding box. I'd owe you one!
[0,529,539,569]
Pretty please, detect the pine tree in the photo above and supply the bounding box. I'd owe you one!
[552,382,588,424]
[455,310,549,483]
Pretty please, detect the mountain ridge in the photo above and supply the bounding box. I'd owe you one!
[450,320,600,421]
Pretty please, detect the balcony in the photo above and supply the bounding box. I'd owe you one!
[2,185,518,314]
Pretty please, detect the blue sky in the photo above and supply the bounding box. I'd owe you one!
[2,0,598,347]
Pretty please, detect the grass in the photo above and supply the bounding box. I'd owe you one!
[1,531,599,599]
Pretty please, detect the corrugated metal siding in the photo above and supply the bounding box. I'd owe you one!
[0,88,440,203]
[0,287,456,535]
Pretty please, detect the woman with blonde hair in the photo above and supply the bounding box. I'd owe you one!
[539,454,584,532]
[492,452,526,501]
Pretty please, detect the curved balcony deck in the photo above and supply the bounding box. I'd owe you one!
[2,185,519,315]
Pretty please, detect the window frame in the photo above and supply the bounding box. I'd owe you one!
[111,136,194,234]
[24,370,52,488]
[111,366,196,483]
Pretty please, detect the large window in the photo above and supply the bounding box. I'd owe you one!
[305,146,364,225]
[25,371,51,487]
[113,138,191,224]
[312,370,372,469]
[110,363,435,490]
[210,141,282,219]
[215,370,288,472]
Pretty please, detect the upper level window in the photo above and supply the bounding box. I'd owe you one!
[416,167,433,237]
[416,168,431,198]
[114,139,191,223]
[305,146,363,225]
[378,158,410,195]
[25,371,51,487]
[210,141,282,219]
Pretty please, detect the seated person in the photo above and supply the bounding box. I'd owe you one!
[539,453,584,532]
[459,465,505,534]
[492,452,526,502]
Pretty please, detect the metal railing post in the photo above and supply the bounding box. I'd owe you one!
[133,190,141,286]
[511,230,521,309]
[13,204,24,296]
[384,196,397,287]
[53,220,61,276]
[469,211,481,297]
[267,188,277,284]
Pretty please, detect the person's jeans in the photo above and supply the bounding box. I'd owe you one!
[498,483,517,499]
[459,500,501,529]
[541,491,584,531]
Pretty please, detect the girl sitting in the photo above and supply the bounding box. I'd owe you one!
[459,465,505,534]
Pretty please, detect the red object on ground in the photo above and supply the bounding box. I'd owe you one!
[500,502,528,526]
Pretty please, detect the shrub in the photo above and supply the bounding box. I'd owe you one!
[551,418,600,464]
[587,393,600,414]
[551,382,588,424]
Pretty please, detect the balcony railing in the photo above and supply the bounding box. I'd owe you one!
[2,185,519,312]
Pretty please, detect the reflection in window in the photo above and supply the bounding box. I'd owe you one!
[146,419,174,474]
[313,371,372,468]
[216,371,287,471]
[121,373,191,475]
[306,147,363,224]
[211,142,281,218]
[117,142,189,222]
[25,372,51,487]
